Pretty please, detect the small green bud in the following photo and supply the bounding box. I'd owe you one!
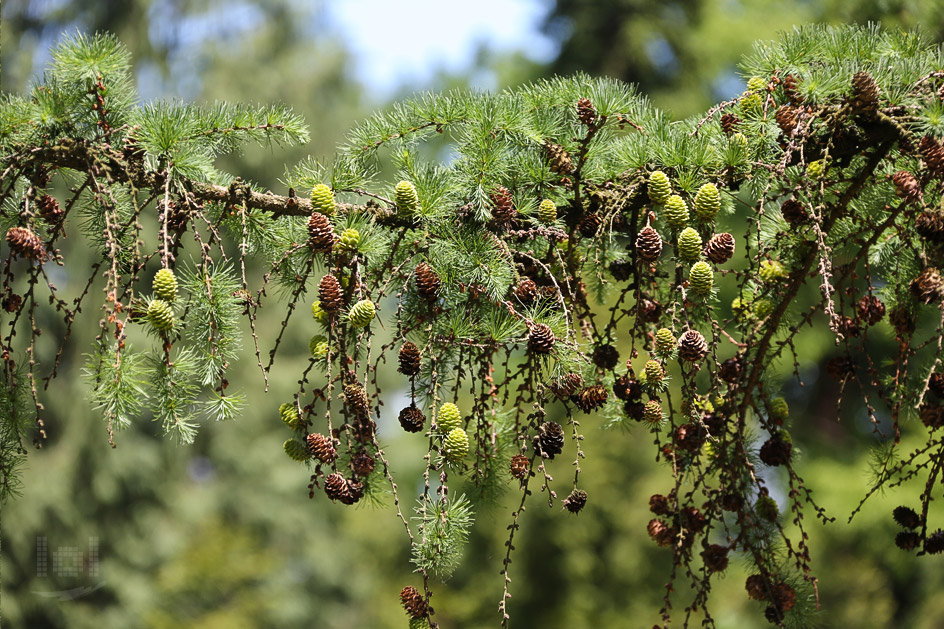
[759,259,787,282]
[643,400,663,424]
[701,440,717,459]
[309,334,329,360]
[756,494,779,522]
[395,180,420,216]
[538,199,557,224]
[311,300,328,324]
[283,439,310,462]
[310,183,336,216]
[730,132,748,154]
[739,91,763,117]
[348,299,376,328]
[337,228,361,253]
[694,183,721,220]
[409,617,430,629]
[769,397,789,421]
[152,268,178,303]
[644,360,664,385]
[442,427,469,461]
[664,195,689,231]
[437,402,462,432]
[746,76,767,93]
[753,298,773,319]
[655,328,676,357]
[146,299,175,332]
[807,159,827,179]
[688,261,713,295]
[648,171,672,205]
[677,227,703,262]
[279,402,300,429]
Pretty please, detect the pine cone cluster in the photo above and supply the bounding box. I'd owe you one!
[678,330,708,362]
[694,183,721,220]
[5,226,45,261]
[414,262,441,300]
[398,342,422,376]
[576,97,596,126]
[916,211,944,244]
[307,433,338,463]
[489,186,518,223]
[892,170,920,201]
[637,297,662,322]
[544,142,574,174]
[398,405,426,433]
[307,212,336,251]
[920,135,944,178]
[535,421,565,458]
[509,453,529,480]
[400,586,428,619]
[319,274,343,311]
[911,267,943,304]
[850,71,880,114]
[573,384,608,412]
[635,225,663,261]
[514,278,538,304]
[704,232,735,264]
[563,489,588,514]
[919,402,944,429]
[37,194,63,224]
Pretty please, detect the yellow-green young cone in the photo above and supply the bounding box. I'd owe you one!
[442,427,469,461]
[409,617,430,629]
[643,400,663,424]
[279,402,300,429]
[655,328,676,357]
[730,132,748,154]
[395,180,420,216]
[694,183,721,220]
[310,183,336,216]
[152,268,178,302]
[663,195,688,230]
[701,440,717,459]
[759,259,787,282]
[739,91,763,117]
[756,495,779,521]
[311,300,328,324]
[337,228,360,253]
[538,199,557,224]
[146,299,174,332]
[309,335,329,360]
[677,227,703,262]
[769,397,789,421]
[753,298,773,319]
[807,159,826,179]
[746,76,767,93]
[689,261,713,295]
[437,402,462,432]
[644,359,664,385]
[648,171,672,204]
[283,439,310,462]
[348,299,376,328]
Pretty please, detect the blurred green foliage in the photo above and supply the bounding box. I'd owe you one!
[3,2,944,628]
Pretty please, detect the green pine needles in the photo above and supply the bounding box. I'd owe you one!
[5,24,944,628]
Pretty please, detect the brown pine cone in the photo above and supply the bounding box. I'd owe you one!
[745,574,767,600]
[576,97,597,126]
[535,421,565,459]
[889,304,916,337]
[318,274,343,311]
[719,355,742,383]
[637,296,662,323]
[850,71,879,114]
[775,105,799,134]
[911,267,944,304]
[919,402,944,429]
[563,488,588,514]
[37,194,64,225]
[759,433,792,466]
[544,142,574,174]
[609,259,633,281]
[592,344,619,370]
[509,453,529,480]
[856,295,885,325]
[926,530,944,554]
[528,322,556,354]
[929,372,944,398]
[5,226,45,261]
[489,186,518,223]
[307,212,336,252]
[647,518,677,547]
[344,383,370,418]
[674,424,704,452]
[578,212,602,238]
[896,531,920,551]
[398,405,426,433]
[342,478,364,505]
[920,135,944,179]
[701,544,729,573]
[351,451,375,478]
[779,198,808,226]
[893,506,921,529]
[649,494,672,516]
[324,472,351,502]
[613,375,642,401]
[916,211,944,244]
[2,293,22,313]
[398,341,422,376]
[826,355,855,381]
[307,433,338,464]
[514,278,538,304]
[678,330,708,363]
[892,170,921,201]
[704,232,735,264]
[782,74,803,104]
[414,262,441,300]
[400,585,428,619]
[720,113,740,135]
[573,384,609,413]
[635,225,663,262]
[550,372,583,399]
